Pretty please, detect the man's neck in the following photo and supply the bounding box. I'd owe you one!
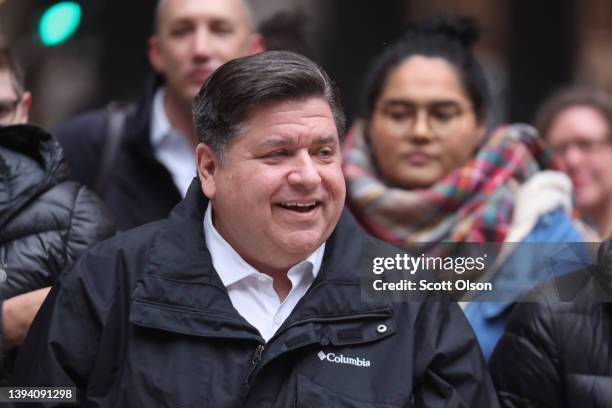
[244,257,293,302]
[587,199,612,238]
[163,90,197,146]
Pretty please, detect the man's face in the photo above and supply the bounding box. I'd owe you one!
[547,105,612,215]
[196,98,346,273]
[0,69,30,125]
[149,0,263,106]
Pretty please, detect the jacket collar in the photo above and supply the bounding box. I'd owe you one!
[121,73,164,161]
[130,178,392,339]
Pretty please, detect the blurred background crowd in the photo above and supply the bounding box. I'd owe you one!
[1,0,612,128]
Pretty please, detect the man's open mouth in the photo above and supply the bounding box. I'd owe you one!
[277,202,320,213]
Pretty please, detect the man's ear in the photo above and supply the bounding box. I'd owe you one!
[15,91,32,124]
[148,36,164,74]
[196,143,218,199]
[249,33,265,54]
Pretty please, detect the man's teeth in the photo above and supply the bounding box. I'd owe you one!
[280,202,316,208]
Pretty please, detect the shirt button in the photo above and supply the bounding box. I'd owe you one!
[273,314,284,326]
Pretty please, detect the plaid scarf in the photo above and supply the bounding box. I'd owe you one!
[343,122,555,256]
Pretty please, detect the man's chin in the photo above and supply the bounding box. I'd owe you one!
[280,233,326,257]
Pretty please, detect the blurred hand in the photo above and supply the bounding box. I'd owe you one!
[2,287,51,351]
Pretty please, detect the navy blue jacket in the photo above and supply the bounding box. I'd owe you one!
[53,78,181,231]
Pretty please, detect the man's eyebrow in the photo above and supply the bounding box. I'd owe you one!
[257,135,337,149]
[312,136,338,146]
[257,138,293,150]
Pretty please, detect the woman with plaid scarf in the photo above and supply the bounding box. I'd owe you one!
[343,15,592,360]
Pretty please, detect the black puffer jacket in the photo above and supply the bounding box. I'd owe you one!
[490,238,612,407]
[0,124,115,374]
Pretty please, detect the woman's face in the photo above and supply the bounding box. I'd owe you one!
[368,56,483,189]
[546,106,612,217]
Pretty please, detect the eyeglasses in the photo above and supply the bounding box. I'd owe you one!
[377,100,470,137]
[0,98,19,125]
[549,138,612,156]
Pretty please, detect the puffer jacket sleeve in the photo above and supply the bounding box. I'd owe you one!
[65,185,115,263]
[413,299,501,407]
[489,301,562,407]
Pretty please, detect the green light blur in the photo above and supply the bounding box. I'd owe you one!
[38,2,82,47]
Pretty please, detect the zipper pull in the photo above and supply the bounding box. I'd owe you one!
[244,344,265,387]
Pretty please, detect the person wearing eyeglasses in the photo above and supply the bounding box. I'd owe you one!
[342,15,591,360]
[536,87,612,238]
[0,48,114,384]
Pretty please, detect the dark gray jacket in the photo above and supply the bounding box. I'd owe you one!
[13,180,499,407]
[0,124,115,380]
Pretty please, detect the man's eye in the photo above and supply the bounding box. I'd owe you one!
[315,147,334,157]
[211,22,235,35]
[264,150,288,159]
[170,25,193,37]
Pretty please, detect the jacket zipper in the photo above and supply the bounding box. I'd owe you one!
[244,344,265,388]
[238,311,391,404]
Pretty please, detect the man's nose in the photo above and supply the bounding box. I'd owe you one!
[562,144,585,168]
[287,152,322,189]
[192,27,212,58]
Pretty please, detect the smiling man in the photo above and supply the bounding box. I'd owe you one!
[14,52,498,407]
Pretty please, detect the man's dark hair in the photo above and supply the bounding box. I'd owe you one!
[0,48,25,98]
[361,15,490,123]
[535,86,612,142]
[193,51,345,162]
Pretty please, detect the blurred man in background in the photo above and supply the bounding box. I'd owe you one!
[54,0,264,230]
[536,87,612,238]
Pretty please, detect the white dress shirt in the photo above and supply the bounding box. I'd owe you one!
[150,87,196,197]
[203,202,325,342]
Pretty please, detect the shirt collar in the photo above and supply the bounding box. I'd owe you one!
[203,202,325,287]
[150,86,173,147]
